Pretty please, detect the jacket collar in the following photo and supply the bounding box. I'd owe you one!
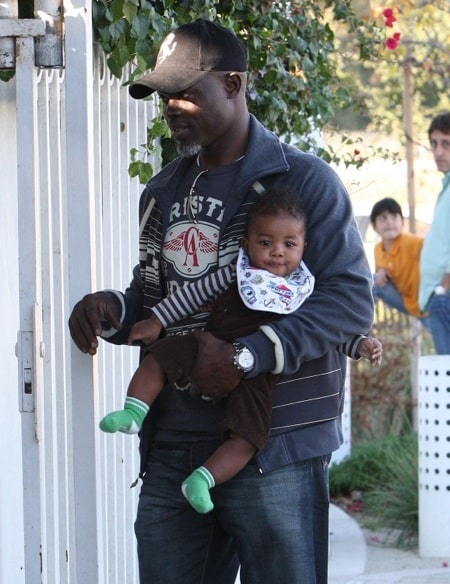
[148,115,290,206]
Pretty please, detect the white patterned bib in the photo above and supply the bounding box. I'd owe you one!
[236,248,315,314]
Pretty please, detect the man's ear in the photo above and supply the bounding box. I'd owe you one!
[225,72,243,97]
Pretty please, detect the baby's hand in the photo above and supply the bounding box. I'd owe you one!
[128,315,163,346]
[357,336,383,366]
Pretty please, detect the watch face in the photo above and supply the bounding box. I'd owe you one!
[238,349,254,370]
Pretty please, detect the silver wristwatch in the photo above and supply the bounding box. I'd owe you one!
[232,342,255,373]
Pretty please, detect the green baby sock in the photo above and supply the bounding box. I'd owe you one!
[99,396,149,434]
[181,466,216,514]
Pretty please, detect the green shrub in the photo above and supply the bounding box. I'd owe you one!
[366,432,418,546]
[330,433,409,496]
[330,432,418,546]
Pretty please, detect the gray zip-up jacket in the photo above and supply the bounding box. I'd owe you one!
[105,115,374,473]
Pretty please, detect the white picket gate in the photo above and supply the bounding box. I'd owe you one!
[0,3,156,582]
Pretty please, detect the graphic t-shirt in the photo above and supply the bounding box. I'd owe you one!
[155,157,244,440]
[161,158,242,333]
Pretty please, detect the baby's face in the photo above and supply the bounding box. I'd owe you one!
[244,212,306,277]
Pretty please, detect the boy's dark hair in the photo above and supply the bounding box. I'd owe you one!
[246,187,307,234]
[428,112,450,140]
[370,197,403,226]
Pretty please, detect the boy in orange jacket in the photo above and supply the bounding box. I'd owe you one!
[371,197,427,327]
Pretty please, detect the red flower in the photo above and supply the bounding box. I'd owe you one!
[383,7,397,27]
[386,32,401,50]
[354,149,360,156]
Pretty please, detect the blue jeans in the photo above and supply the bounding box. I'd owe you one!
[373,281,430,331]
[427,293,450,354]
[135,440,330,584]
[373,280,408,314]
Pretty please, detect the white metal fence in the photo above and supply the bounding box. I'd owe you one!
[1,4,155,582]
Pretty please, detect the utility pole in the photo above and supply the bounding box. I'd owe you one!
[403,39,416,234]
[402,38,420,431]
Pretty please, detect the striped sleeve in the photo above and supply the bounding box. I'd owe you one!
[152,263,236,327]
[337,335,365,360]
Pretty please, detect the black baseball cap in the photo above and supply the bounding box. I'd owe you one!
[370,198,403,225]
[129,19,248,100]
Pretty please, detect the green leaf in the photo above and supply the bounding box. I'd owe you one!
[131,11,151,40]
[138,162,153,184]
[109,0,125,22]
[128,161,141,178]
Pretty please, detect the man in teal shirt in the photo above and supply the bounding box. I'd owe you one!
[419,112,450,354]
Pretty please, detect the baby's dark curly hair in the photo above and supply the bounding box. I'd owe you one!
[246,187,307,235]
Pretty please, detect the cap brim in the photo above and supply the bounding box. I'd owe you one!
[129,68,209,100]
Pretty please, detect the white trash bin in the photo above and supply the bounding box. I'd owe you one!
[418,355,450,557]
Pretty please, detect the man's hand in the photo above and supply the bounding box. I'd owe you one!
[68,292,122,355]
[189,332,243,399]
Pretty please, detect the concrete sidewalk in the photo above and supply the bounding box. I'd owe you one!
[328,504,450,584]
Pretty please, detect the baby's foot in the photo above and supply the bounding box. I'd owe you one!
[100,397,149,434]
[99,410,137,434]
[181,467,215,514]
